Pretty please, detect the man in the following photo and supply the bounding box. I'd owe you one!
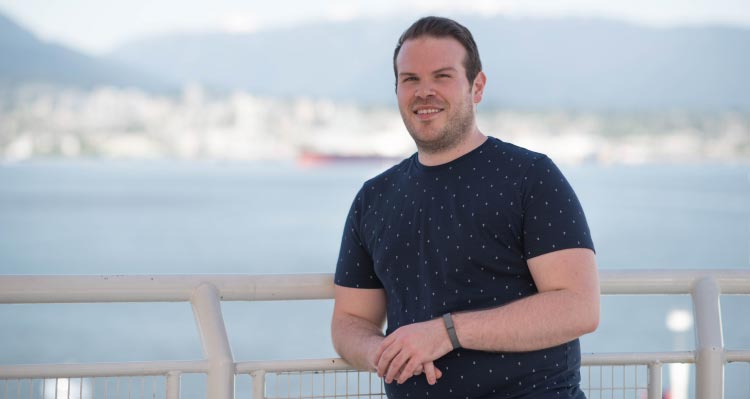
[331,16,599,399]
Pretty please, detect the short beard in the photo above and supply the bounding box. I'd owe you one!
[404,97,475,155]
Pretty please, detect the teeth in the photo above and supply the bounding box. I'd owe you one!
[416,108,441,115]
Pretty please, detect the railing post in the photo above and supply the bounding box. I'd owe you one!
[647,361,662,399]
[692,276,724,399]
[166,371,181,399]
[251,370,266,399]
[192,283,235,399]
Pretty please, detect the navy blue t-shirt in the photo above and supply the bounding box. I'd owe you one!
[335,137,595,399]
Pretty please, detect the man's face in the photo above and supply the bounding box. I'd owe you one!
[395,36,484,154]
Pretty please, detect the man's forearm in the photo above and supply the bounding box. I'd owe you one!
[331,313,385,371]
[453,288,599,352]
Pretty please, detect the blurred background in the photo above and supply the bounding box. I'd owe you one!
[0,1,748,398]
[1,0,749,163]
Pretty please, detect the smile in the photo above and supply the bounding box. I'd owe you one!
[415,108,442,114]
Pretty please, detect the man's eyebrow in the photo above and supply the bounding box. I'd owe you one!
[398,67,458,77]
[433,67,458,74]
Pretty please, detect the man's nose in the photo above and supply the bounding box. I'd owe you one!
[415,84,436,98]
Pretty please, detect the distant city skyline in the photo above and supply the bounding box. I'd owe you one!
[1,0,749,55]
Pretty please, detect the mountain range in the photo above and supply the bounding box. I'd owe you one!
[0,12,170,91]
[2,11,749,109]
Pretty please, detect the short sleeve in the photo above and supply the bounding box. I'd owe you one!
[334,188,383,289]
[520,156,595,259]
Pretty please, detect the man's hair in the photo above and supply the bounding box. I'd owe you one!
[393,16,482,88]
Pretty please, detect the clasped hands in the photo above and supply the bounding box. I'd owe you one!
[370,317,454,385]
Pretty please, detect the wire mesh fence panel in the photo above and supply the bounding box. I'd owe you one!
[580,365,649,399]
[726,361,750,399]
[0,377,166,399]
[260,370,385,399]
[258,366,654,399]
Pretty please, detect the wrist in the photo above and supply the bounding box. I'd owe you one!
[442,313,462,351]
[365,335,384,371]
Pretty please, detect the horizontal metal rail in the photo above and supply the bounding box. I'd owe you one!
[0,270,748,304]
[0,274,335,303]
[581,352,696,365]
[0,361,208,379]
[0,270,748,399]
[725,350,750,362]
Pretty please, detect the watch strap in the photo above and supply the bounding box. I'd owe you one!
[442,312,461,350]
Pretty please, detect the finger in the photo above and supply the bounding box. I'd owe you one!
[374,332,398,369]
[385,351,410,384]
[376,344,399,377]
[413,364,424,376]
[397,357,423,385]
[373,341,388,373]
[435,365,443,379]
[423,362,438,385]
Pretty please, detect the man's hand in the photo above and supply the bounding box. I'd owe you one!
[374,317,453,385]
[332,286,445,385]
[368,342,444,385]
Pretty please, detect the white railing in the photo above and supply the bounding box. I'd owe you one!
[0,270,748,399]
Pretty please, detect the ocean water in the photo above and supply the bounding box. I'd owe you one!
[0,160,748,398]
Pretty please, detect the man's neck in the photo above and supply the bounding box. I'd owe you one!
[417,130,487,167]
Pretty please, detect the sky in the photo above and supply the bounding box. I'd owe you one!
[1,0,749,55]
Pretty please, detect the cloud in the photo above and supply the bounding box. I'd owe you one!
[327,3,363,22]
[219,13,263,33]
[410,0,513,16]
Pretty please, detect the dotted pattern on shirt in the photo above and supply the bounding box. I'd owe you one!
[335,137,594,399]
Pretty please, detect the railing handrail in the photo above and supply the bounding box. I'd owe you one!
[0,269,748,304]
[0,274,334,303]
[0,270,748,399]
[0,361,209,379]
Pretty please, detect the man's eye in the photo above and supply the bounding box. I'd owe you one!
[437,74,451,79]
[402,77,417,83]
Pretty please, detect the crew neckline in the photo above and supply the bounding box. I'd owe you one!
[412,136,495,173]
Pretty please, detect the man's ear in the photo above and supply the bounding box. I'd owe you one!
[472,71,487,104]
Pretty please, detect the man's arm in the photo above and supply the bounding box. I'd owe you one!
[452,247,600,351]
[376,248,600,383]
[331,285,387,371]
